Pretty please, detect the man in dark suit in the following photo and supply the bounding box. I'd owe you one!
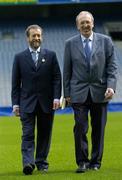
[11,24,61,175]
[63,11,117,173]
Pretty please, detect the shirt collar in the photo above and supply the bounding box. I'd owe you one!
[29,46,41,53]
[81,32,93,42]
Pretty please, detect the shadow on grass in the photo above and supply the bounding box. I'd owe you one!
[0,169,75,177]
[1,167,121,178]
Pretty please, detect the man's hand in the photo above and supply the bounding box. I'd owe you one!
[105,88,114,100]
[13,107,20,116]
[53,100,60,110]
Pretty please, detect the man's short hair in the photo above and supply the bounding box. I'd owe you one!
[25,24,43,37]
[76,11,94,24]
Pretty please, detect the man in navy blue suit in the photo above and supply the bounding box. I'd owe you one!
[11,24,61,175]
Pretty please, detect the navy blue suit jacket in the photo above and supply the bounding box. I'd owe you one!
[11,48,61,113]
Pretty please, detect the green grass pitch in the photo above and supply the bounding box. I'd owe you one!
[0,112,122,180]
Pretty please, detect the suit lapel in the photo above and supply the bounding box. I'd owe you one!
[36,49,46,70]
[75,35,86,58]
[91,33,101,57]
[24,48,36,70]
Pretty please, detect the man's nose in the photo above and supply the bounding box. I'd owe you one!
[83,22,88,27]
[35,35,39,39]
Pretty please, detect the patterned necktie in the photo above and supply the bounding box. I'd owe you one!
[84,38,91,59]
[84,38,91,71]
[32,51,38,66]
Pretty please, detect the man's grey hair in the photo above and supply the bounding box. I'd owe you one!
[76,11,94,24]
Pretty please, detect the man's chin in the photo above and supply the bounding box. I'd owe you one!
[33,42,41,49]
[34,46,40,49]
[83,32,91,37]
[32,44,40,50]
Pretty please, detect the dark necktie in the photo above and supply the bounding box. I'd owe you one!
[84,39,91,71]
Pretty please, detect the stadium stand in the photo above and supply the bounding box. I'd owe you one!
[0,0,122,114]
[0,19,122,108]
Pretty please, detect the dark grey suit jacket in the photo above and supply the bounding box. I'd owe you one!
[12,48,61,113]
[63,33,117,103]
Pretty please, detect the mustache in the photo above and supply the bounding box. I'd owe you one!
[33,40,41,43]
[83,27,90,30]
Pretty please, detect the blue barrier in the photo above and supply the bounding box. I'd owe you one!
[0,103,122,116]
[38,0,122,4]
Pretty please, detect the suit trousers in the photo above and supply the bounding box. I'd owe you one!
[72,93,108,167]
[20,101,54,168]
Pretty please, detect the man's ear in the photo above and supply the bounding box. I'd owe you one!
[92,21,94,29]
[76,22,80,30]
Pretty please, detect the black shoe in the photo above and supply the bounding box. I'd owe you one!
[23,164,34,175]
[76,163,89,173]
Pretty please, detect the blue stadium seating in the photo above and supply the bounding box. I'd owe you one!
[0,19,121,108]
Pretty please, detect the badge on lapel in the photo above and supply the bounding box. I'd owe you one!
[42,58,46,63]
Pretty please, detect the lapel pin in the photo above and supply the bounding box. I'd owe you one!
[42,58,46,63]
